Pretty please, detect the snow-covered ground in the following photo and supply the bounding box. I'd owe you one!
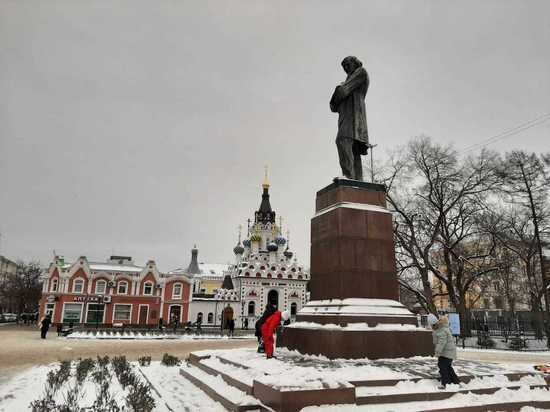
[0,360,227,412]
[302,387,550,411]
[2,348,550,411]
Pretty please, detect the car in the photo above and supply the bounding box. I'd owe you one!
[2,313,17,322]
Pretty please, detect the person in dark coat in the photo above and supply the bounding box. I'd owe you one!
[40,314,52,339]
[255,303,277,352]
[244,318,249,330]
[228,319,235,337]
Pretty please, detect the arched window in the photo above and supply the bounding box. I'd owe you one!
[197,312,203,323]
[117,281,128,295]
[172,283,183,299]
[51,278,58,292]
[95,280,107,294]
[143,281,153,296]
[291,302,298,316]
[248,301,255,316]
[207,313,213,323]
[73,278,84,294]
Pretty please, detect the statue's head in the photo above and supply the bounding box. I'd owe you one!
[341,56,362,74]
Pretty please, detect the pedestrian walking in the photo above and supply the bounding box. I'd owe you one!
[40,314,52,339]
[228,318,235,337]
[172,314,179,333]
[428,314,460,389]
[261,310,290,359]
[244,318,249,330]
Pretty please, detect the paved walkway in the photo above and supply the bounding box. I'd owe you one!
[458,347,550,364]
[0,325,256,379]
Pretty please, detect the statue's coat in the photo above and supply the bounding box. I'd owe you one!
[330,66,370,154]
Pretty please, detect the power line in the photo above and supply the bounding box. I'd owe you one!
[460,112,550,154]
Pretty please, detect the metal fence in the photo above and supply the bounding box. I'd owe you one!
[420,312,550,351]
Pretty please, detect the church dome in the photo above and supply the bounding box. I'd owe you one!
[243,239,251,247]
[275,235,286,246]
[284,248,293,259]
[267,242,278,252]
[233,243,245,255]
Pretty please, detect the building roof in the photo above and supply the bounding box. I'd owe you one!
[88,262,144,273]
[167,262,230,278]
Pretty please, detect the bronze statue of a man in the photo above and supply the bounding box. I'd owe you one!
[330,56,369,181]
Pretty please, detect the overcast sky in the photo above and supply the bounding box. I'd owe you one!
[1,0,549,271]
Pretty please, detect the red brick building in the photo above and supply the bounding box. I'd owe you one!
[38,255,192,326]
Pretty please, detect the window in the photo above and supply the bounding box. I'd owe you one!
[172,283,182,299]
[248,301,255,316]
[95,280,106,295]
[62,303,82,324]
[113,304,132,321]
[73,279,84,294]
[117,281,128,295]
[207,313,213,323]
[291,302,298,316]
[143,282,153,295]
[51,279,58,292]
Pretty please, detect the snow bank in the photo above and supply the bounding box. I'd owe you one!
[286,321,424,331]
[356,374,547,397]
[303,387,550,411]
[66,331,255,340]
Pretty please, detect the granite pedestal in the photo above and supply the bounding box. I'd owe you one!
[281,178,433,359]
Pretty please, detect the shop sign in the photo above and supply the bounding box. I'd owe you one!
[73,295,102,303]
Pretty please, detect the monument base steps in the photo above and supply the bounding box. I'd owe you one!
[180,349,550,412]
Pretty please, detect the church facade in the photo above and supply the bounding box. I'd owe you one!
[184,173,309,328]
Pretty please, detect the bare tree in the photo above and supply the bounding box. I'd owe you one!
[494,152,550,343]
[1,261,43,319]
[382,137,500,334]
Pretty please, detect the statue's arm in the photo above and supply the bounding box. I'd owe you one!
[336,68,368,101]
[329,87,340,112]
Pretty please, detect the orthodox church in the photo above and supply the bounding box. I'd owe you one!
[186,171,309,328]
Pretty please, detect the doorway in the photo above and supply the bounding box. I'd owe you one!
[169,305,181,324]
[222,305,234,329]
[86,304,104,324]
[267,290,279,308]
[138,305,149,325]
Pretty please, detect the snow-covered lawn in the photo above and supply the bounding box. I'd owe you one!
[0,359,227,411]
[67,330,255,340]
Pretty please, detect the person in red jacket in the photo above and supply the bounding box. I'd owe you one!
[261,310,290,359]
